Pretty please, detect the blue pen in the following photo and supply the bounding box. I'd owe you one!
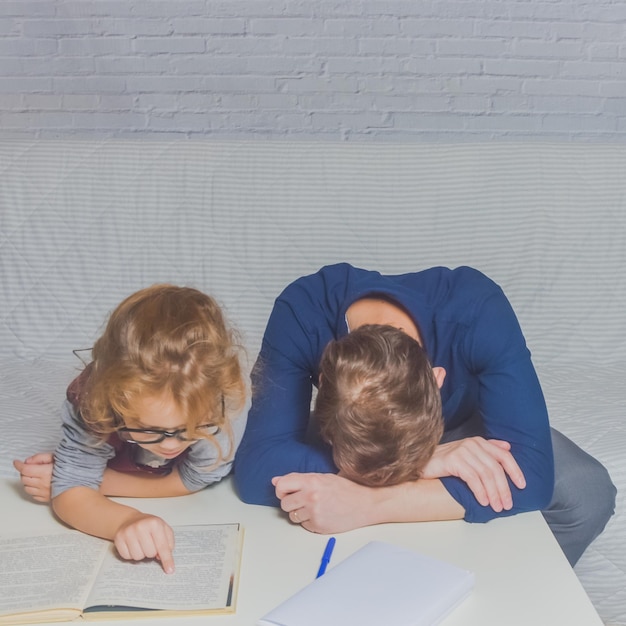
[316,536,336,578]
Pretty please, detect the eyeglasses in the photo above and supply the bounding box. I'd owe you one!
[117,423,221,444]
[115,396,225,444]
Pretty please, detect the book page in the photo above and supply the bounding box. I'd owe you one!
[85,524,241,612]
[0,531,108,616]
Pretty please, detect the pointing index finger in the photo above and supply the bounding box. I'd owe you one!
[158,550,175,574]
[155,529,176,574]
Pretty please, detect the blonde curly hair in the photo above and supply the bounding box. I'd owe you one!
[77,284,246,463]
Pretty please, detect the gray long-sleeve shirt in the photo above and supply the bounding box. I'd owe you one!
[51,397,249,499]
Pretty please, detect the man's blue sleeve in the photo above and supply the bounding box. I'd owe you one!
[234,298,335,506]
[441,289,554,522]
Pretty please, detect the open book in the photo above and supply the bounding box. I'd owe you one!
[258,540,474,626]
[0,523,242,624]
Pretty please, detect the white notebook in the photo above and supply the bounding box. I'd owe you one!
[258,540,475,626]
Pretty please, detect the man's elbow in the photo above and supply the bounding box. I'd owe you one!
[526,455,556,511]
[509,471,554,515]
[233,466,279,507]
[531,476,555,512]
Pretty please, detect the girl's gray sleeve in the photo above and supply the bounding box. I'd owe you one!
[51,400,115,499]
[178,396,250,492]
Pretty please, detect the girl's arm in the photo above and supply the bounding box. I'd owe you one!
[99,466,193,498]
[13,453,55,502]
[52,486,176,573]
[13,455,195,502]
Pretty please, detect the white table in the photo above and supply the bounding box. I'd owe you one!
[1,476,603,625]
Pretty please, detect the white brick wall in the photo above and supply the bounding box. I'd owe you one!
[1,1,626,140]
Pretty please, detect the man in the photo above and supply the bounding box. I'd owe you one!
[235,263,615,565]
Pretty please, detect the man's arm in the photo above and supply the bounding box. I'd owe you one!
[438,284,554,523]
[272,472,465,534]
[234,298,337,505]
[272,428,532,534]
[422,436,526,513]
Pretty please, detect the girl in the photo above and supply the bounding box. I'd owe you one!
[13,284,248,574]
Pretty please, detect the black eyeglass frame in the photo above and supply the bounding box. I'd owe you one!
[115,396,225,444]
[117,423,220,444]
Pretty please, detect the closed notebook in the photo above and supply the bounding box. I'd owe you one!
[258,540,474,626]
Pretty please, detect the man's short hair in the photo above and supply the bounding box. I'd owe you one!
[315,324,443,486]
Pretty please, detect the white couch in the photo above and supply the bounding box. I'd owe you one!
[1,140,625,625]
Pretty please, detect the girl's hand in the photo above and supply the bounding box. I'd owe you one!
[13,452,55,502]
[114,513,176,574]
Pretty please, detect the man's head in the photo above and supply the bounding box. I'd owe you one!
[315,324,444,487]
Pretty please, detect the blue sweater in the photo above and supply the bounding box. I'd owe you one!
[235,263,554,522]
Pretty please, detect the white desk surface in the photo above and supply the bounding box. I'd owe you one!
[1,476,602,626]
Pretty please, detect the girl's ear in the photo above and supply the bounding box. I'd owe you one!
[432,366,446,389]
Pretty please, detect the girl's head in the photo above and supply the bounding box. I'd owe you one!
[80,284,246,461]
[315,324,444,487]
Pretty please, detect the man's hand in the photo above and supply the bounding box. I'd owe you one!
[272,472,379,534]
[421,437,526,512]
[114,513,176,574]
[13,452,54,503]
